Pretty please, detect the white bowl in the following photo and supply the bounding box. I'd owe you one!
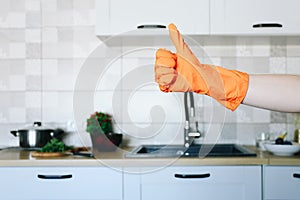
[264,142,300,156]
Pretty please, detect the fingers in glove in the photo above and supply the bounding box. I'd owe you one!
[155,48,176,67]
[159,73,192,93]
[155,65,177,86]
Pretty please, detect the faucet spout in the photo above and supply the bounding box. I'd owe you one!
[184,92,201,147]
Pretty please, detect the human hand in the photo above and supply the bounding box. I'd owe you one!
[155,23,221,96]
[154,23,249,111]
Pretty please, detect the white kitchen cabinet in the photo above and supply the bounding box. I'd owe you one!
[264,166,300,200]
[124,166,262,200]
[96,0,210,36]
[210,0,300,35]
[0,167,122,200]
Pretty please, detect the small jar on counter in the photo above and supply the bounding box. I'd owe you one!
[256,132,270,151]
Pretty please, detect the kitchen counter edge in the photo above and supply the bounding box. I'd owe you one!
[0,146,299,167]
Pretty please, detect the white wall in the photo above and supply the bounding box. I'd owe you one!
[0,0,300,147]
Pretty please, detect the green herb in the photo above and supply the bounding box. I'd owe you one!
[86,112,113,134]
[39,138,74,153]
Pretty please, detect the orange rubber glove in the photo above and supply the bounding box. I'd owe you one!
[155,23,249,111]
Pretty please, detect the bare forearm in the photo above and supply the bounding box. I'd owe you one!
[242,74,300,113]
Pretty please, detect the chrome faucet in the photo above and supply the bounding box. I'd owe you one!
[184,92,201,147]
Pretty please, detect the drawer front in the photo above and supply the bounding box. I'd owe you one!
[0,167,122,200]
[264,166,300,199]
[139,166,261,200]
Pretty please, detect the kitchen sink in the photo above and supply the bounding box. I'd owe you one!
[125,144,256,158]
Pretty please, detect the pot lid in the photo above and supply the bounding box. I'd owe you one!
[19,122,53,131]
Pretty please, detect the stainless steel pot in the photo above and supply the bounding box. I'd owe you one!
[10,122,64,148]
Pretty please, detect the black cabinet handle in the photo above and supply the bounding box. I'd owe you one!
[293,173,300,179]
[37,174,72,180]
[137,24,166,29]
[174,173,210,179]
[253,23,282,28]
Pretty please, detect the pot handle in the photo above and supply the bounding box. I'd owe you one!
[53,128,65,139]
[10,131,18,137]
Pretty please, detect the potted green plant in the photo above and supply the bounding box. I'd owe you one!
[86,112,122,151]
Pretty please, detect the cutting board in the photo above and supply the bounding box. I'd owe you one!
[31,151,69,157]
[30,147,89,157]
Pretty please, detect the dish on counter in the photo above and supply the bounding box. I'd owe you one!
[264,142,300,156]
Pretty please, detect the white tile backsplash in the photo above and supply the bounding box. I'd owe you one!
[288,47,300,57]
[73,0,94,10]
[42,42,73,58]
[26,0,41,11]
[73,10,95,26]
[121,58,156,91]
[251,45,271,57]
[42,58,83,91]
[42,28,58,43]
[236,57,270,73]
[122,123,184,146]
[42,11,73,27]
[9,107,26,123]
[269,57,286,73]
[41,0,56,12]
[1,13,26,28]
[0,0,300,147]
[42,91,74,123]
[26,43,41,58]
[120,91,184,124]
[269,123,288,139]
[25,92,41,108]
[25,29,41,43]
[0,124,20,146]
[9,43,26,58]
[287,57,300,74]
[25,59,41,76]
[93,91,116,114]
[26,11,41,28]
[203,46,237,58]
[9,75,26,91]
[236,123,270,146]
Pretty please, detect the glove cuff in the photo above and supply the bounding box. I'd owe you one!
[215,66,249,111]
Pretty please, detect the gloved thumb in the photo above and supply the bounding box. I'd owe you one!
[168,23,185,54]
[168,23,202,67]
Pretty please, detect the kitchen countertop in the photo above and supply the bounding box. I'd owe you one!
[0,146,299,167]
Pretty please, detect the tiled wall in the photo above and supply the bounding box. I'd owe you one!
[1,0,300,147]
[0,0,99,146]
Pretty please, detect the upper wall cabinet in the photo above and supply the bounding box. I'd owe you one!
[96,0,210,37]
[210,0,300,35]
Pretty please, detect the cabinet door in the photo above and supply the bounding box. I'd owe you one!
[0,167,122,200]
[211,0,300,35]
[264,166,300,200]
[96,0,209,36]
[136,166,261,200]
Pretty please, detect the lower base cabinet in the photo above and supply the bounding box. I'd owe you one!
[7,165,300,200]
[0,167,122,200]
[124,166,262,200]
[264,166,300,200]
